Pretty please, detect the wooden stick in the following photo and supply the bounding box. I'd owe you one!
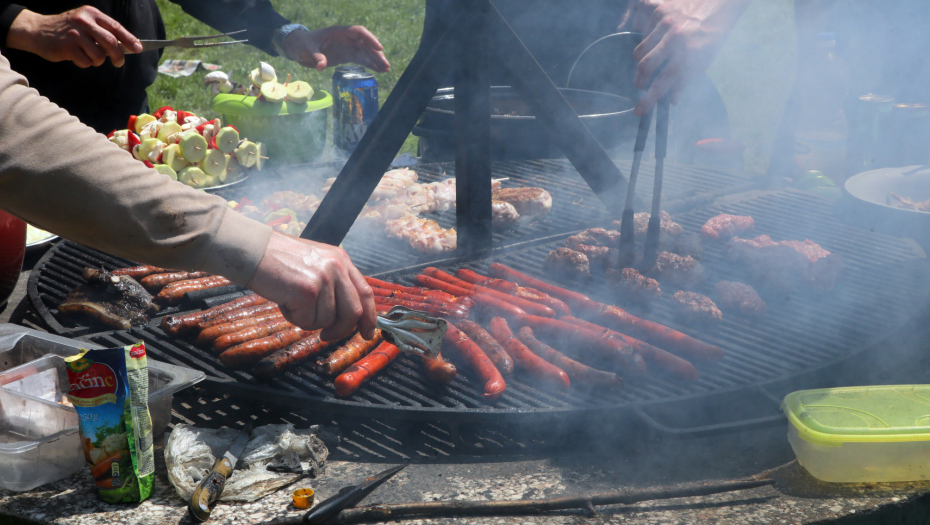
[265,478,774,525]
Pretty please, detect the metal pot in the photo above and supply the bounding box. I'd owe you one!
[0,210,26,308]
[413,86,636,162]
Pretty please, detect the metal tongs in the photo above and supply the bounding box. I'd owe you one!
[376,306,447,359]
[124,30,248,53]
[617,92,671,270]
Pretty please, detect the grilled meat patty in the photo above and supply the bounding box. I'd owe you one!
[713,280,766,317]
[646,252,706,289]
[672,291,722,325]
[700,214,754,241]
[545,247,590,279]
[565,227,621,249]
[725,235,844,294]
[606,267,662,303]
[59,268,159,330]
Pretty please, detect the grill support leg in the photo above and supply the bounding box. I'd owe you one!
[454,0,493,253]
[300,5,466,246]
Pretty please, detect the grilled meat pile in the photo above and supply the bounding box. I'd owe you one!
[59,268,159,329]
[725,234,844,294]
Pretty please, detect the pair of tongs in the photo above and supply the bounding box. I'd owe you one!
[617,92,671,270]
[124,30,248,53]
[376,306,447,360]
[304,465,407,525]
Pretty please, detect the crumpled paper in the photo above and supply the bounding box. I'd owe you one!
[164,423,335,502]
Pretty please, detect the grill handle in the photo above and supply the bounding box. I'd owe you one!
[632,385,785,437]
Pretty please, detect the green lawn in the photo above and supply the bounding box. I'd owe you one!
[152,0,794,173]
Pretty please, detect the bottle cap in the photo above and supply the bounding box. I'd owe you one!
[293,488,315,509]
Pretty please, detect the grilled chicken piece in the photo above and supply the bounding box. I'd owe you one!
[544,247,590,279]
[700,214,754,241]
[645,252,706,289]
[263,190,321,220]
[492,187,552,221]
[491,200,520,229]
[607,267,661,303]
[672,291,722,325]
[59,268,159,330]
[888,192,930,212]
[713,281,766,317]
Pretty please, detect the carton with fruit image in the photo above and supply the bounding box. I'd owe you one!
[66,342,154,503]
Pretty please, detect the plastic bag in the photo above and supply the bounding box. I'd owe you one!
[164,423,332,502]
[65,342,154,503]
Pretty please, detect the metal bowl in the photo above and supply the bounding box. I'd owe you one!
[839,165,930,252]
[413,86,636,161]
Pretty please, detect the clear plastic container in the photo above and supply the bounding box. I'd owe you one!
[782,385,930,482]
[0,325,205,436]
[0,387,83,491]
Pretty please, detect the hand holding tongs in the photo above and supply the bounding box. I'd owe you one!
[617,91,671,270]
[376,306,447,359]
[123,30,248,53]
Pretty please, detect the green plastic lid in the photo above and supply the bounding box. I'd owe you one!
[210,90,332,117]
[782,385,930,446]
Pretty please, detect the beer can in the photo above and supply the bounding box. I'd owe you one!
[336,72,379,153]
[331,65,366,150]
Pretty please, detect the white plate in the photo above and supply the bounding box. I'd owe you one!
[26,225,58,250]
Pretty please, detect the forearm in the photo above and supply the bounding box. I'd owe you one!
[0,52,272,285]
[168,0,288,56]
[0,3,24,51]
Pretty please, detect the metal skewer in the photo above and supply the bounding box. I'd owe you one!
[617,105,655,268]
[641,93,671,269]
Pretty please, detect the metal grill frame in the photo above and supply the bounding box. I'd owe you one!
[28,187,930,434]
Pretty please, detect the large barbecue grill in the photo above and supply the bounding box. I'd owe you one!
[26,158,930,435]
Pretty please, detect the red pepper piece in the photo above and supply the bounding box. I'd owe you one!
[266,215,292,227]
[152,105,173,119]
[176,110,193,123]
[106,130,116,139]
[127,115,137,132]
[208,135,218,150]
[143,160,154,168]
[127,132,140,148]
[195,119,216,135]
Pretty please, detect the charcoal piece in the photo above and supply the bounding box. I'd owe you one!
[266,452,304,474]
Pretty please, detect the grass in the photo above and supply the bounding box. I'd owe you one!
[152,0,794,174]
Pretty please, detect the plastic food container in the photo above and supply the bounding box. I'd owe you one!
[211,91,332,165]
[782,385,930,482]
[0,387,83,491]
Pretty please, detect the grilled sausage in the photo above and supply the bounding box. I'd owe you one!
[367,282,465,304]
[156,275,233,303]
[424,268,555,318]
[161,294,269,336]
[443,324,506,399]
[489,263,723,361]
[421,353,457,384]
[112,265,170,279]
[195,311,286,345]
[213,319,296,353]
[252,331,333,379]
[518,327,621,388]
[489,317,570,390]
[314,330,384,376]
[196,302,281,331]
[140,271,210,291]
[455,320,514,375]
[374,297,469,321]
[219,328,308,367]
[370,288,473,308]
[415,275,526,319]
[513,314,646,374]
[334,341,401,397]
[560,316,698,381]
[457,269,572,317]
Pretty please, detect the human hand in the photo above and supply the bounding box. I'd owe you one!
[618,0,750,116]
[283,25,390,73]
[5,7,142,68]
[247,231,377,342]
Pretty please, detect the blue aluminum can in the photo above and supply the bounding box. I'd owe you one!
[336,71,379,152]
[331,65,365,150]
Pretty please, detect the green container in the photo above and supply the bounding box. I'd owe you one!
[782,385,930,482]
[211,90,332,165]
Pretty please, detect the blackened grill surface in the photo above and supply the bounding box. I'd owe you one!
[37,189,929,428]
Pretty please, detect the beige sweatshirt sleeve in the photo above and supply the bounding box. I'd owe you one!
[0,52,273,286]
